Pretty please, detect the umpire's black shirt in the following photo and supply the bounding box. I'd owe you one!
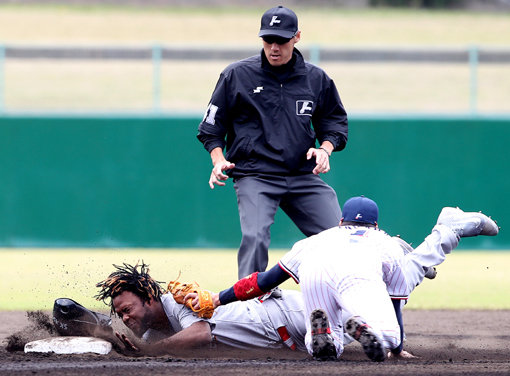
[197,48,348,178]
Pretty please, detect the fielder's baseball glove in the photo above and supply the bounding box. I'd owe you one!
[167,279,215,319]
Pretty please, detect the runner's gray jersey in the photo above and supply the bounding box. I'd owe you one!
[144,290,307,351]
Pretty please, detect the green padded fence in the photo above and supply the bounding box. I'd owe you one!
[0,114,507,249]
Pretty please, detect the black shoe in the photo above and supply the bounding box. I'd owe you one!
[345,316,386,362]
[53,298,112,336]
[310,309,337,361]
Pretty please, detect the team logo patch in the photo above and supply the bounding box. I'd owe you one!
[296,100,313,116]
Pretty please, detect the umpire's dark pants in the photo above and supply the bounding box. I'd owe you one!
[234,174,342,279]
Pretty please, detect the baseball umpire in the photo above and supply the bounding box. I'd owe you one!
[197,6,348,279]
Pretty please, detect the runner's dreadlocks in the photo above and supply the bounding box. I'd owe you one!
[95,262,164,315]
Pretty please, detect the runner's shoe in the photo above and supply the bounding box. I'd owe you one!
[310,309,337,361]
[345,316,386,362]
[53,298,112,337]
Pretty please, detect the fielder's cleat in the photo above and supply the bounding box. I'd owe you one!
[345,316,386,362]
[424,266,437,279]
[436,207,499,238]
[310,309,337,361]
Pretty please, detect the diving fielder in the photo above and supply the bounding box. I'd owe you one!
[186,196,499,361]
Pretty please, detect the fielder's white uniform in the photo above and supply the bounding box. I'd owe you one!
[278,223,458,357]
[144,289,307,351]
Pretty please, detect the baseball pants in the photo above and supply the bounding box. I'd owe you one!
[234,174,341,279]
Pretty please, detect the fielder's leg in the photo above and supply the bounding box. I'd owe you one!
[436,207,499,238]
[339,279,401,361]
[298,263,345,359]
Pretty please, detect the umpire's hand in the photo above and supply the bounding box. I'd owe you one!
[209,160,236,189]
[307,147,331,175]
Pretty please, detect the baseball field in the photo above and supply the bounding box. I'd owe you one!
[2,247,510,375]
[2,3,510,375]
[3,248,510,311]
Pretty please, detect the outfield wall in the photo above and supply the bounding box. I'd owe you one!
[0,114,507,249]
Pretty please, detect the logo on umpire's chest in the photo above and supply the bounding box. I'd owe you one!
[296,100,313,116]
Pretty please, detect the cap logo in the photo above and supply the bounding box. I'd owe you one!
[269,16,281,26]
[355,214,363,219]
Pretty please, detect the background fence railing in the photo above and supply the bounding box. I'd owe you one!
[1,44,509,115]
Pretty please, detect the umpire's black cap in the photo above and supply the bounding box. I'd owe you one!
[258,6,298,39]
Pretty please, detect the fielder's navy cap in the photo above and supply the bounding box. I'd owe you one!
[258,6,298,39]
[342,196,379,225]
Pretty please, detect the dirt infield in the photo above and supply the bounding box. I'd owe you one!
[1,309,510,376]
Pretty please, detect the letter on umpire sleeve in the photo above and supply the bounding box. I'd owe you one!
[203,103,219,125]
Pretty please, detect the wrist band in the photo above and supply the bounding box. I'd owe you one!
[319,147,331,157]
[233,272,264,300]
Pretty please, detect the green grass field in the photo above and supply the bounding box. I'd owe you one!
[4,248,510,312]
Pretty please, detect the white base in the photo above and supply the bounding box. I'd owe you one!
[24,336,112,355]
